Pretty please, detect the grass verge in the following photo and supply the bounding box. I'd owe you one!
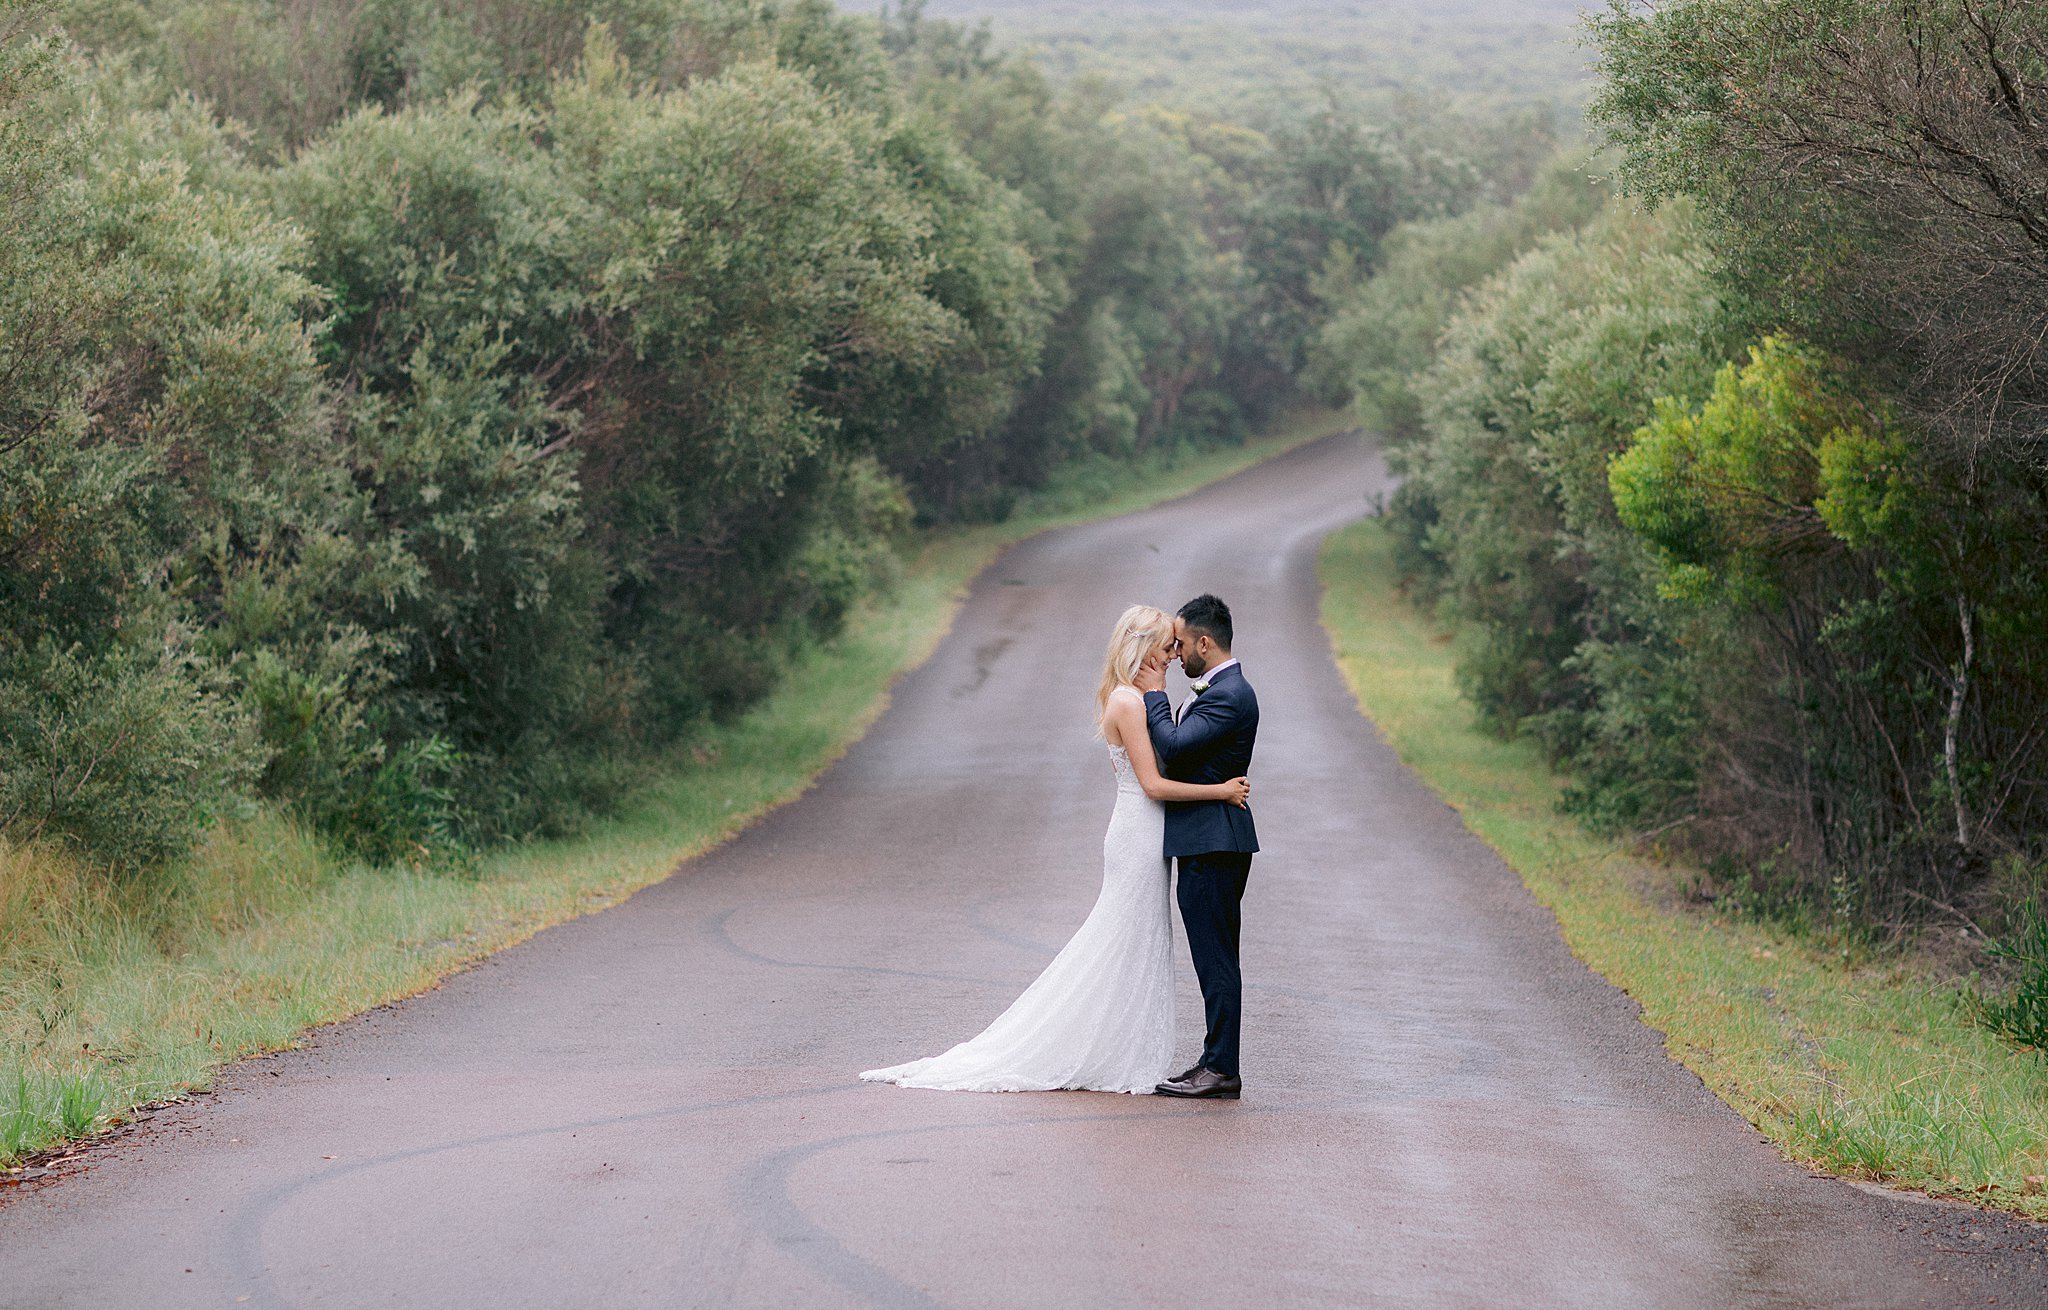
[1319,515,2048,1220]
[0,409,1349,1172]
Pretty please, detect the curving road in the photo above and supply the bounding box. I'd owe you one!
[4,432,2044,1308]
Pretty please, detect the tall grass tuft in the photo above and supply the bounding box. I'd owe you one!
[0,817,347,1164]
[1976,894,2048,1054]
[2,1069,42,1160]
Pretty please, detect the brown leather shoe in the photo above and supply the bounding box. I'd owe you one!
[1155,1067,1241,1099]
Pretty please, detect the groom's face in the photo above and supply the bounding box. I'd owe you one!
[1173,618,1210,677]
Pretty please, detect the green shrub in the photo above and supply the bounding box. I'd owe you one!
[1311,152,1608,441]
[239,639,470,864]
[1978,895,2048,1054]
[0,642,256,873]
[1165,389,1248,449]
[332,736,467,871]
[1413,199,1727,742]
[241,638,390,817]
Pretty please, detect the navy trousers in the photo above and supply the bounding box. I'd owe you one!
[1175,851,1253,1077]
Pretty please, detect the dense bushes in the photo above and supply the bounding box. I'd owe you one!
[1588,0,2048,922]
[0,643,254,870]
[5,0,1538,870]
[1317,0,2048,950]
[1308,152,1608,444]
[1,7,329,871]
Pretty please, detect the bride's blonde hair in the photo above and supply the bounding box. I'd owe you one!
[1095,604,1173,739]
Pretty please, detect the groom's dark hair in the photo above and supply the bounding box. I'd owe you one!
[1178,594,1232,650]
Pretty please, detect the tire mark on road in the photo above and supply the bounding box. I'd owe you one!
[701,908,1011,989]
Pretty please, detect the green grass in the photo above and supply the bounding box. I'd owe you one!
[0,409,1348,1171]
[1318,516,2048,1220]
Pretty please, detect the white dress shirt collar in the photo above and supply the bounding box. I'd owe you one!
[1194,657,1238,685]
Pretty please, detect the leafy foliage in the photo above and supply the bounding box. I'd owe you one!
[1314,1,2048,939]
[1589,0,2048,454]
[1406,201,1728,747]
[1977,894,2048,1054]
[1611,338,1890,607]
[0,642,256,872]
[1583,0,2048,917]
[1309,151,1608,442]
[5,0,1520,869]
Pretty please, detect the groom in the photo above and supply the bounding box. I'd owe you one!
[1136,594,1258,1100]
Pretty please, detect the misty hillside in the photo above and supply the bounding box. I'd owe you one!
[839,0,1593,110]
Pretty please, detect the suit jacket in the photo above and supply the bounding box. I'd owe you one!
[1144,662,1259,859]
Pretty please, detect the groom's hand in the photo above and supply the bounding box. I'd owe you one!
[1135,652,1167,695]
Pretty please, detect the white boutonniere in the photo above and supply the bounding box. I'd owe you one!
[1189,679,1211,695]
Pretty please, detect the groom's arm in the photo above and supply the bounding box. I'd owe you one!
[1144,691,1238,777]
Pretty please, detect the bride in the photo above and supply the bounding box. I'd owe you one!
[861,605,1251,1094]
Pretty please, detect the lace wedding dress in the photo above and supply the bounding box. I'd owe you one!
[861,692,1175,1094]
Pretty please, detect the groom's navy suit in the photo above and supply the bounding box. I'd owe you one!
[1145,662,1258,1078]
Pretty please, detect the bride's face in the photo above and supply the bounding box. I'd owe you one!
[1140,634,1173,676]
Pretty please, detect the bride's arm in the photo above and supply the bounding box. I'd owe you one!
[1108,696,1249,807]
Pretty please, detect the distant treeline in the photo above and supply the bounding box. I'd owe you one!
[838,0,1589,117]
[1312,0,2047,938]
[0,0,1555,871]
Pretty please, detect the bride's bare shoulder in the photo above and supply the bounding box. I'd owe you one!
[1101,684,1144,748]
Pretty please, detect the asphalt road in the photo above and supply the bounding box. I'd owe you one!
[4,432,2044,1309]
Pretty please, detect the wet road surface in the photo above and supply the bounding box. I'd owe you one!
[4,432,2044,1308]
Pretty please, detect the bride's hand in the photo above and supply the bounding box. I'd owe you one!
[1223,776,1250,808]
[1134,648,1168,694]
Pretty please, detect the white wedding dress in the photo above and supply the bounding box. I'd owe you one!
[861,690,1176,1093]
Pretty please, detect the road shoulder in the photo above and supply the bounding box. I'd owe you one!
[1318,514,2048,1225]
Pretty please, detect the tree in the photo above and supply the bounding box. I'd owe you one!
[1590,0,2048,456]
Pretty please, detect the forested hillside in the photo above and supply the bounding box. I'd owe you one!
[839,0,1590,113]
[1309,0,2048,1044]
[0,0,1552,874]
